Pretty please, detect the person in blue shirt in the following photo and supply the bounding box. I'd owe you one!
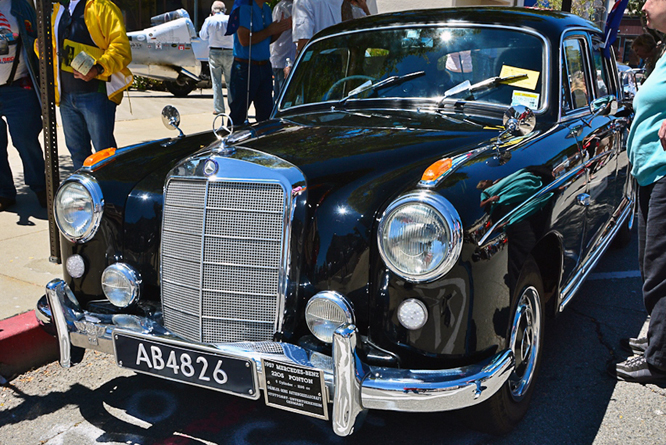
[229,0,291,126]
[614,0,666,384]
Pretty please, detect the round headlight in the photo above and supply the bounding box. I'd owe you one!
[102,263,141,307]
[305,291,354,344]
[397,298,428,330]
[54,174,103,243]
[378,191,462,282]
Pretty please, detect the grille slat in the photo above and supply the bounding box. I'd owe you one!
[162,178,285,344]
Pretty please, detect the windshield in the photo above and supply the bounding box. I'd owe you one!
[280,27,545,111]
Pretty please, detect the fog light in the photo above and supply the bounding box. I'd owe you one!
[66,254,85,278]
[101,263,141,308]
[397,298,428,330]
[305,291,354,343]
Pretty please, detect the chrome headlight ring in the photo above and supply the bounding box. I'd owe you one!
[377,191,463,283]
[54,174,104,243]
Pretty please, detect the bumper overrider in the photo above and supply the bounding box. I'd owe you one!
[38,279,514,436]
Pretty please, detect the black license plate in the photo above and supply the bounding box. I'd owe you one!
[262,358,329,420]
[114,331,258,399]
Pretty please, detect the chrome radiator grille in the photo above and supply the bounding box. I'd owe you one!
[161,178,286,343]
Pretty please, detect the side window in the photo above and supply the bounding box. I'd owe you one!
[592,46,611,97]
[563,38,591,110]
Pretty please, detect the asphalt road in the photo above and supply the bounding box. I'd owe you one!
[1,226,665,444]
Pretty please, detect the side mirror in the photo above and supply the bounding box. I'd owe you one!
[162,105,181,131]
[589,95,618,117]
[161,105,185,145]
[503,105,536,136]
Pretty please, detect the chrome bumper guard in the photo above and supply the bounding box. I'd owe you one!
[42,279,514,436]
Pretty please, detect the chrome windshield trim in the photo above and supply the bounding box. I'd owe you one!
[276,23,550,116]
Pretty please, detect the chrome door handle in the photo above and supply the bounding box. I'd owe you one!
[576,193,591,206]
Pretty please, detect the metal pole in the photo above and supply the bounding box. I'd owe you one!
[245,1,253,125]
[36,0,61,264]
[194,0,199,30]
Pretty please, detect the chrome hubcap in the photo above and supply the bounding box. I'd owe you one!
[508,286,541,401]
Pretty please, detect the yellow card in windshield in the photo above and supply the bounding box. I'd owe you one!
[499,65,540,90]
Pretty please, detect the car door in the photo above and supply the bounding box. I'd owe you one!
[550,33,595,295]
[579,35,629,263]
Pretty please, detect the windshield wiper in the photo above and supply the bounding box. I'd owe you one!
[438,73,528,106]
[336,70,426,107]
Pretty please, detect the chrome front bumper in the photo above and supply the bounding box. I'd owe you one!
[40,279,515,436]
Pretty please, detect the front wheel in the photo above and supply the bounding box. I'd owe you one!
[460,257,545,435]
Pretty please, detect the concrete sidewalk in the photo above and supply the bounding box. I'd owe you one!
[0,87,231,378]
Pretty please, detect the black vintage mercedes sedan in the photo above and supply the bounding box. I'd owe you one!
[37,7,634,436]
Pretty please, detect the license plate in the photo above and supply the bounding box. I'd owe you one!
[262,358,329,420]
[113,331,258,399]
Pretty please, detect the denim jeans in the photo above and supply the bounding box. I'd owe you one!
[272,67,286,105]
[60,91,117,170]
[0,85,44,199]
[229,61,273,126]
[209,48,234,114]
[637,177,666,371]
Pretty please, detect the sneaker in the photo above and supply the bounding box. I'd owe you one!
[619,336,648,355]
[615,355,666,384]
[35,190,48,208]
[0,196,16,211]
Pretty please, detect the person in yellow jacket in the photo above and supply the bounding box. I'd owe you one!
[40,0,132,169]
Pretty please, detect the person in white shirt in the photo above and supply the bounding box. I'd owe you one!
[342,0,370,21]
[270,0,295,103]
[292,0,343,55]
[200,1,234,115]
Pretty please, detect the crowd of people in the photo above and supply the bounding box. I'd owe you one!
[201,0,371,125]
[1,0,131,212]
[0,0,370,211]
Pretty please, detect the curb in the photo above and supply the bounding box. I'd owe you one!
[0,310,58,382]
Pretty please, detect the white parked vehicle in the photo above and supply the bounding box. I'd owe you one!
[128,9,211,96]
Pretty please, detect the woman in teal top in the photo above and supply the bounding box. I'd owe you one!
[615,0,666,384]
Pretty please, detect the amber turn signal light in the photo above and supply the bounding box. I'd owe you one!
[83,147,116,167]
[421,158,452,182]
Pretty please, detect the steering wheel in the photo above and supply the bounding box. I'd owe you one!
[324,75,376,101]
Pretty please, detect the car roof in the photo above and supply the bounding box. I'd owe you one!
[315,7,600,42]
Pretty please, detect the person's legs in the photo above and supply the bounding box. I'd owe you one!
[2,86,45,194]
[229,61,249,126]
[0,117,15,202]
[220,49,234,106]
[641,177,666,371]
[254,64,274,122]
[59,93,93,170]
[77,92,117,154]
[209,48,225,114]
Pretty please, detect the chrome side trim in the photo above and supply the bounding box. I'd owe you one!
[477,156,585,246]
[42,279,516,436]
[558,196,634,312]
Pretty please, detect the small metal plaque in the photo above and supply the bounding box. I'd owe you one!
[262,359,329,420]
